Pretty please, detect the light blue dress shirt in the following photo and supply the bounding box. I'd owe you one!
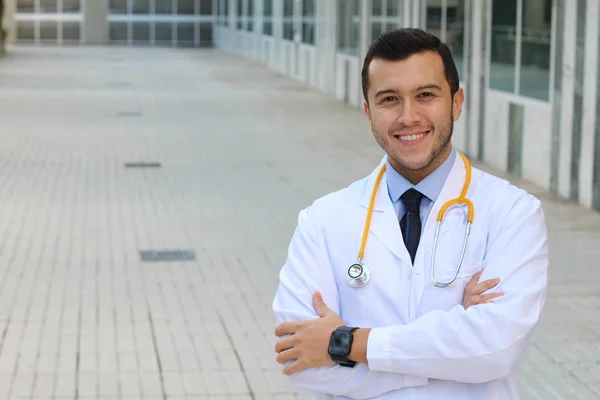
[385,148,457,231]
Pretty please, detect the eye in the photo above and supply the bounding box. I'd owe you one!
[381,96,397,103]
[418,92,435,99]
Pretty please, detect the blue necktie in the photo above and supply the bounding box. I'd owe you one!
[400,188,423,264]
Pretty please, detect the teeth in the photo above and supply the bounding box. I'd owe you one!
[398,132,426,141]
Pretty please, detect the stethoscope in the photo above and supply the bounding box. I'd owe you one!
[347,152,474,289]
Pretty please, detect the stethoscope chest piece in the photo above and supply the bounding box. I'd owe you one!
[347,263,370,288]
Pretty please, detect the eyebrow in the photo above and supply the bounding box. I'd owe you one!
[374,84,443,99]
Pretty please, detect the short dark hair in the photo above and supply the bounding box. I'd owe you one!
[361,28,460,103]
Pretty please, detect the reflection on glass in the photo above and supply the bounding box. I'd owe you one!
[109,22,127,41]
[237,0,243,30]
[177,0,195,15]
[371,23,383,41]
[62,0,81,13]
[155,23,173,42]
[40,21,58,40]
[17,0,36,13]
[132,22,150,41]
[247,0,254,32]
[155,0,172,14]
[200,0,212,14]
[17,21,35,40]
[337,0,359,56]
[62,22,80,41]
[386,0,398,16]
[263,0,273,35]
[372,0,383,16]
[489,0,517,93]
[518,0,552,100]
[302,0,315,45]
[132,0,150,14]
[39,0,58,13]
[177,23,194,45]
[446,2,466,81]
[283,0,294,40]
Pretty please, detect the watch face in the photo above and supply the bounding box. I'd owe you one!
[329,331,352,356]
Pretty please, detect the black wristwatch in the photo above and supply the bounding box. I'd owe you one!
[328,326,359,367]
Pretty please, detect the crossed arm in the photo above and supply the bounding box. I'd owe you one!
[272,195,549,398]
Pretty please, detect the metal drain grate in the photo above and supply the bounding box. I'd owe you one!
[140,250,196,262]
[125,162,161,168]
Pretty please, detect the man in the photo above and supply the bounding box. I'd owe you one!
[271,28,548,399]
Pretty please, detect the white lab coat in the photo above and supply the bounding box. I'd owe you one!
[272,153,549,399]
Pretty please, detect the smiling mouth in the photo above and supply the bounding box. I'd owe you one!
[395,131,429,142]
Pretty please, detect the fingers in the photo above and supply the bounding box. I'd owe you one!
[276,348,299,365]
[467,269,484,287]
[477,291,504,304]
[283,359,306,376]
[473,277,501,294]
[275,321,301,337]
[312,292,332,318]
[275,336,295,354]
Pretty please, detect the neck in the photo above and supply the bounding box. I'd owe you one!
[390,145,452,185]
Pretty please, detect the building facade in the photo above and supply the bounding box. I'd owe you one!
[214,0,600,213]
[3,0,214,46]
[2,0,599,213]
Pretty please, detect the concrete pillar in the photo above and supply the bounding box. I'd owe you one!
[83,0,109,44]
[3,0,16,45]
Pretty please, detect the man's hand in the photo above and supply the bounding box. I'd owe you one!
[274,292,343,375]
[463,269,504,309]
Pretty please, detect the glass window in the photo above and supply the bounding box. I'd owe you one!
[337,0,359,55]
[17,0,36,13]
[155,0,173,14]
[489,0,517,93]
[518,0,552,100]
[177,0,196,15]
[199,23,213,44]
[132,0,150,14]
[200,0,212,15]
[372,0,383,16]
[424,1,467,82]
[132,22,150,41]
[489,0,552,101]
[62,0,81,13]
[283,0,294,40]
[263,0,273,35]
[247,0,254,32]
[386,0,398,16]
[39,0,58,13]
[16,21,35,40]
[177,23,194,45]
[155,23,173,43]
[370,0,403,43]
[62,22,80,41]
[40,21,58,40]
[302,0,315,45]
[237,0,243,30]
[109,22,127,42]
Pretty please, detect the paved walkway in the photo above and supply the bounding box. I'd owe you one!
[0,45,598,399]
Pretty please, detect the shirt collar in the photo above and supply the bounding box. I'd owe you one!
[386,148,457,204]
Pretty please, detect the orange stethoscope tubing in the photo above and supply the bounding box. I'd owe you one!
[349,152,473,288]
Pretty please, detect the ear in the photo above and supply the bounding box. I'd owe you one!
[452,87,465,122]
[363,101,372,122]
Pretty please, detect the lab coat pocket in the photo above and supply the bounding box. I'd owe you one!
[420,262,482,313]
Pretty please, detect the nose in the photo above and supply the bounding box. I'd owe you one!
[396,100,422,126]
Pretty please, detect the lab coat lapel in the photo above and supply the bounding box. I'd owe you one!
[360,157,411,265]
[410,153,470,319]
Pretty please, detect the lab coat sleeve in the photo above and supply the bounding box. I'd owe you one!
[272,205,428,399]
[366,194,549,383]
